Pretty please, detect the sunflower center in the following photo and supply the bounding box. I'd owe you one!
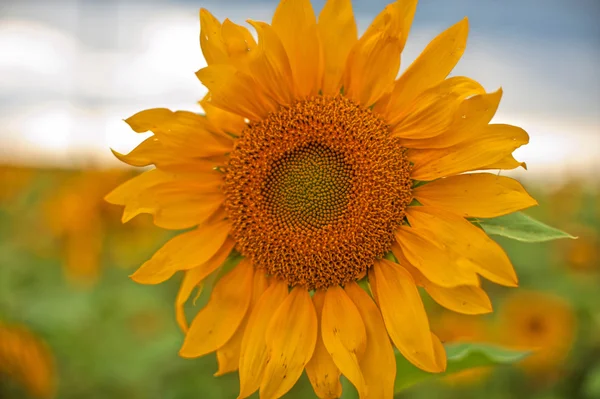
[225,95,412,290]
[263,143,352,229]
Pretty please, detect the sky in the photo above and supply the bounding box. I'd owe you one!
[0,0,598,184]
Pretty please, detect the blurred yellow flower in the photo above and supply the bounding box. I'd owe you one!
[0,323,56,399]
[559,224,599,273]
[107,0,536,397]
[497,291,576,374]
[432,312,490,385]
[0,164,33,203]
[43,169,164,285]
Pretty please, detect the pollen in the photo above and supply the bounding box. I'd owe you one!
[224,96,412,289]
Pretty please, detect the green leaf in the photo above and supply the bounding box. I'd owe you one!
[474,212,576,242]
[394,343,531,393]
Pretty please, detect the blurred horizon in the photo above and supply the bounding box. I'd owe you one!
[1,0,599,186]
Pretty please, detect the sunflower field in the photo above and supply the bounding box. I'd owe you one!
[1,165,598,398]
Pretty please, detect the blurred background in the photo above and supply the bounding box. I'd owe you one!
[0,0,598,398]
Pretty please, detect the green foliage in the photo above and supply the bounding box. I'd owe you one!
[474,212,576,242]
[394,343,531,393]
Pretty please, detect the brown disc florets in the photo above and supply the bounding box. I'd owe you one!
[224,95,412,290]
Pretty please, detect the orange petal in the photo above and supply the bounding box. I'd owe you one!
[111,137,163,167]
[406,206,518,287]
[394,226,479,287]
[124,109,233,158]
[124,108,173,133]
[179,259,254,358]
[260,287,318,399]
[122,180,224,230]
[361,0,417,49]
[238,280,289,399]
[215,271,270,376]
[305,291,342,399]
[221,18,257,60]
[196,65,277,121]
[272,0,323,97]
[345,282,396,399]
[371,260,445,373]
[199,9,228,65]
[200,93,247,138]
[321,286,367,397]
[317,0,357,95]
[343,1,417,107]
[175,237,236,332]
[105,169,169,206]
[483,153,527,171]
[399,89,503,149]
[381,18,469,116]
[396,252,492,315]
[413,173,538,218]
[111,169,223,229]
[409,123,530,180]
[130,220,231,284]
[390,77,485,138]
[245,20,295,106]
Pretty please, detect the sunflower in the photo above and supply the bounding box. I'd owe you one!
[496,291,576,374]
[0,164,33,204]
[431,312,490,386]
[44,169,163,285]
[558,224,599,273]
[107,0,537,397]
[0,323,56,399]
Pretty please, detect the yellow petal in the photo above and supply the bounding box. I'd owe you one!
[399,89,503,149]
[406,206,518,287]
[200,9,228,65]
[238,280,289,399]
[344,1,417,107]
[345,282,396,399]
[394,226,479,287]
[245,20,295,106]
[381,18,469,116]
[321,286,367,397]
[124,108,173,133]
[409,123,530,180]
[390,77,485,138]
[123,108,233,159]
[361,0,417,51]
[111,137,163,167]
[175,237,236,332]
[215,271,270,376]
[121,177,224,229]
[317,0,357,95]
[221,18,257,59]
[482,153,527,171]
[427,283,492,315]
[179,259,254,358]
[154,111,233,156]
[305,291,342,399]
[272,0,323,97]
[395,251,492,315]
[196,65,277,121]
[200,93,247,138]
[260,287,318,399]
[130,219,231,284]
[105,169,169,206]
[371,260,445,373]
[110,168,223,228]
[413,173,538,218]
